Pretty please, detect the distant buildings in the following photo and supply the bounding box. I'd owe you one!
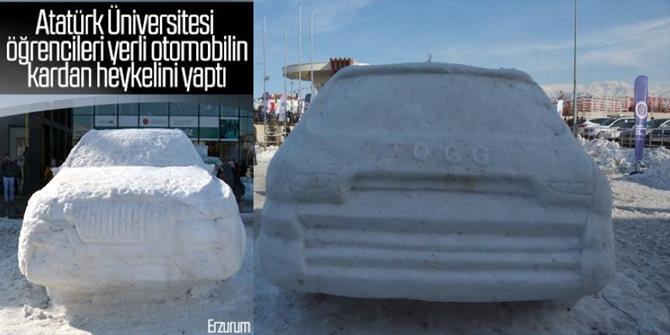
[554,95,670,119]
[576,96,629,116]
[647,96,670,114]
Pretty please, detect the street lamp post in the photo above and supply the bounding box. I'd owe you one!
[571,0,578,136]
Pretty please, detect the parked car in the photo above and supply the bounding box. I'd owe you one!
[619,118,670,147]
[576,118,611,136]
[649,126,670,148]
[261,62,615,302]
[581,117,635,140]
[18,129,246,300]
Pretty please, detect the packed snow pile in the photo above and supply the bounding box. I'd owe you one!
[261,62,615,302]
[629,158,670,189]
[255,145,279,164]
[580,137,670,172]
[580,138,632,173]
[19,129,246,302]
[580,137,670,188]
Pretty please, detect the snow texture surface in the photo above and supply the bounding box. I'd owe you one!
[18,129,246,300]
[62,128,209,170]
[2,217,254,335]
[254,141,670,335]
[580,137,670,190]
[260,62,615,302]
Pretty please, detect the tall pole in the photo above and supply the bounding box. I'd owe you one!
[283,26,288,135]
[298,0,302,117]
[571,0,578,136]
[262,16,267,142]
[262,16,267,105]
[283,27,287,100]
[310,11,315,97]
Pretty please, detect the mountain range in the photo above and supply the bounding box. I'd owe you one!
[541,81,670,99]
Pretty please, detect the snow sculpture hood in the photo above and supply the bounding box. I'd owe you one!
[28,166,237,220]
[25,128,238,221]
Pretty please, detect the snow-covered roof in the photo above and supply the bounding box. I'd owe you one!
[330,62,535,85]
[62,128,207,169]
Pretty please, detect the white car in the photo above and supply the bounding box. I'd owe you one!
[581,117,635,140]
[261,62,615,302]
[19,129,245,299]
[576,118,610,136]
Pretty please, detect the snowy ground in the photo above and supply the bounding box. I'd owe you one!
[1,141,667,334]
[0,217,254,335]
[254,143,670,335]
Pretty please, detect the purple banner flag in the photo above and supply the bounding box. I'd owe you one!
[633,75,648,166]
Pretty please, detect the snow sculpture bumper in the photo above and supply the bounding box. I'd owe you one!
[18,129,246,298]
[260,62,615,302]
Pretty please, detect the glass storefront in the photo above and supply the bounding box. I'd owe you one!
[72,95,254,174]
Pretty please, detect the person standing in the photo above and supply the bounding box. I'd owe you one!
[1,154,20,217]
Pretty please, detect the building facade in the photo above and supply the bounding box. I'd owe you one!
[1,95,254,198]
[557,95,670,119]
[576,96,629,117]
[72,95,254,165]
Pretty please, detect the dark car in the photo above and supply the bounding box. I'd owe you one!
[649,126,670,148]
[619,119,670,147]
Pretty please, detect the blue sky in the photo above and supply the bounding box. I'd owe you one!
[253,0,670,97]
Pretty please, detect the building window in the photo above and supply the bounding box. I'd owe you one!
[73,115,93,141]
[94,104,117,129]
[118,103,139,128]
[170,102,199,138]
[72,106,94,142]
[139,103,169,128]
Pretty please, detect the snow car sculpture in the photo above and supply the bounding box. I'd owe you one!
[261,62,615,302]
[19,129,245,299]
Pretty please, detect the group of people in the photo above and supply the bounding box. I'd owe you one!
[1,154,21,217]
[254,106,301,125]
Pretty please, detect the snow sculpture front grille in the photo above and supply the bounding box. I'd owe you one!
[65,202,177,243]
[300,214,583,281]
[295,174,586,281]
